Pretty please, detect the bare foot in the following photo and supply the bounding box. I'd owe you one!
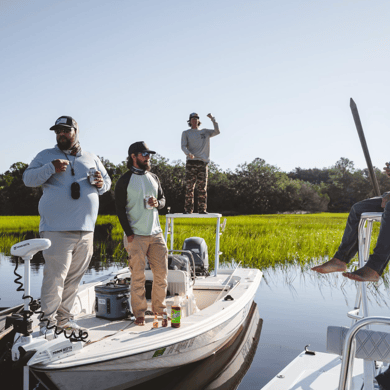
[311,258,347,274]
[342,266,380,282]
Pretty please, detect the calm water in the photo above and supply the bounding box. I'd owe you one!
[1,253,390,389]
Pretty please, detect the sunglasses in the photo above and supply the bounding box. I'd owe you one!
[139,152,150,157]
[54,128,73,135]
[71,182,80,199]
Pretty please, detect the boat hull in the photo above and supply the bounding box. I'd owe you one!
[32,300,254,390]
[31,268,261,390]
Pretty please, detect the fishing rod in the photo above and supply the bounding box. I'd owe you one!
[350,98,381,197]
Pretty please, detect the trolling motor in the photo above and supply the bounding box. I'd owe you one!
[8,239,84,390]
[8,239,51,339]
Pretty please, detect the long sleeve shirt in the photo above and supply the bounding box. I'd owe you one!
[115,170,166,236]
[181,119,220,163]
[23,145,111,232]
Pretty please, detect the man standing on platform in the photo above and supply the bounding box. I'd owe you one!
[115,141,168,326]
[23,115,111,334]
[181,112,220,214]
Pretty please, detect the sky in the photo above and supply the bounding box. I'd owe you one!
[1,0,390,175]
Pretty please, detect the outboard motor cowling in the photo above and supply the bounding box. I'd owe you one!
[182,237,209,276]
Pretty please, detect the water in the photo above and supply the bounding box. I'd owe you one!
[1,253,390,389]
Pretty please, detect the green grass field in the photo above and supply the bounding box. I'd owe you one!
[0,214,381,271]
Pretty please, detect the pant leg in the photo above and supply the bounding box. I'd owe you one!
[39,231,79,327]
[334,196,383,264]
[56,231,94,326]
[197,162,208,213]
[184,161,197,213]
[146,233,168,313]
[366,199,390,275]
[126,235,149,318]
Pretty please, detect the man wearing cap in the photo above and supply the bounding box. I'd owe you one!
[181,113,220,214]
[115,141,168,326]
[23,116,111,334]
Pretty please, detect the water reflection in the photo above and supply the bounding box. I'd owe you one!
[263,262,390,309]
[130,303,262,390]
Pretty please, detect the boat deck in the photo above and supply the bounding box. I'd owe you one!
[261,351,364,390]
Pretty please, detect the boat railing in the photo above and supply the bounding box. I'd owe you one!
[164,213,224,276]
[338,316,390,390]
[348,212,383,323]
[340,212,383,390]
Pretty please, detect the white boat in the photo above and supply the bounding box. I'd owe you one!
[262,212,390,390]
[6,213,262,390]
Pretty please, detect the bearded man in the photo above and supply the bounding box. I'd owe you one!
[23,116,111,334]
[115,141,168,326]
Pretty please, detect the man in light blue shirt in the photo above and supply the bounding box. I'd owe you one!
[23,116,111,334]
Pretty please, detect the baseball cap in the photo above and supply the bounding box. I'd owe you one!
[50,116,78,131]
[128,141,156,156]
[189,112,199,119]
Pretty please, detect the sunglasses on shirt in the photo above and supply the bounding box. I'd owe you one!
[71,182,80,199]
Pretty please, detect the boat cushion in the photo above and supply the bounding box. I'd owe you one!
[327,326,390,362]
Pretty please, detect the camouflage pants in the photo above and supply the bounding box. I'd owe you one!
[185,160,208,213]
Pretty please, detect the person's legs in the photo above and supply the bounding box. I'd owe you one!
[126,235,149,319]
[39,231,78,328]
[197,162,208,213]
[184,161,197,213]
[147,233,168,314]
[312,196,383,274]
[56,231,94,326]
[344,198,390,281]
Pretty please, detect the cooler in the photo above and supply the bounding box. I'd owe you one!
[94,284,130,320]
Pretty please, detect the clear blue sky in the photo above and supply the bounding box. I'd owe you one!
[1,0,390,175]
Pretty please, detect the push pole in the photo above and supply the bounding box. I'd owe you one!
[350,98,381,196]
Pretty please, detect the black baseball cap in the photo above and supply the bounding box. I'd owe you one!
[189,112,199,119]
[128,141,156,156]
[50,116,78,131]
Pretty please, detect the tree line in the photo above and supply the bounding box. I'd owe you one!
[1,156,389,216]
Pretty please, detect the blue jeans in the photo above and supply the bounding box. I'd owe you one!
[334,194,390,275]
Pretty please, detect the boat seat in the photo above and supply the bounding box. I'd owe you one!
[145,269,189,296]
[327,326,390,363]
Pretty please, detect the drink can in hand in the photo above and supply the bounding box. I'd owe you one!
[144,195,153,209]
[88,168,97,185]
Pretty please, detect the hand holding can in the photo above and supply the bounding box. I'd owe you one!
[88,168,97,185]
[145,196,157,209]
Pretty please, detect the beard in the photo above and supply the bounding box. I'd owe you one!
[57,137,73,150]
[136,157,151,171]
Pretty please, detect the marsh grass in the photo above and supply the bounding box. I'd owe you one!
[0,214,382,272]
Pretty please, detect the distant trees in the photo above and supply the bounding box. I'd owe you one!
[288,157,390,212]
[0,162,42,215]
[0,156,388,215]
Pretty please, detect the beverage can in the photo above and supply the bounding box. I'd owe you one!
[144,195,153,209]
[88,168,97,185]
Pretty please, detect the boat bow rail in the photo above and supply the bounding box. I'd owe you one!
[338,316,390,390]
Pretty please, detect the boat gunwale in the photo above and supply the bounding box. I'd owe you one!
[33,268,262,370]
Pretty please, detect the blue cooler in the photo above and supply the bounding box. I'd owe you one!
[94,284,130,320]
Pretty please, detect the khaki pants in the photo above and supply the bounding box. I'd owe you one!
[39,231,94,327]
[124,233,168,318]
